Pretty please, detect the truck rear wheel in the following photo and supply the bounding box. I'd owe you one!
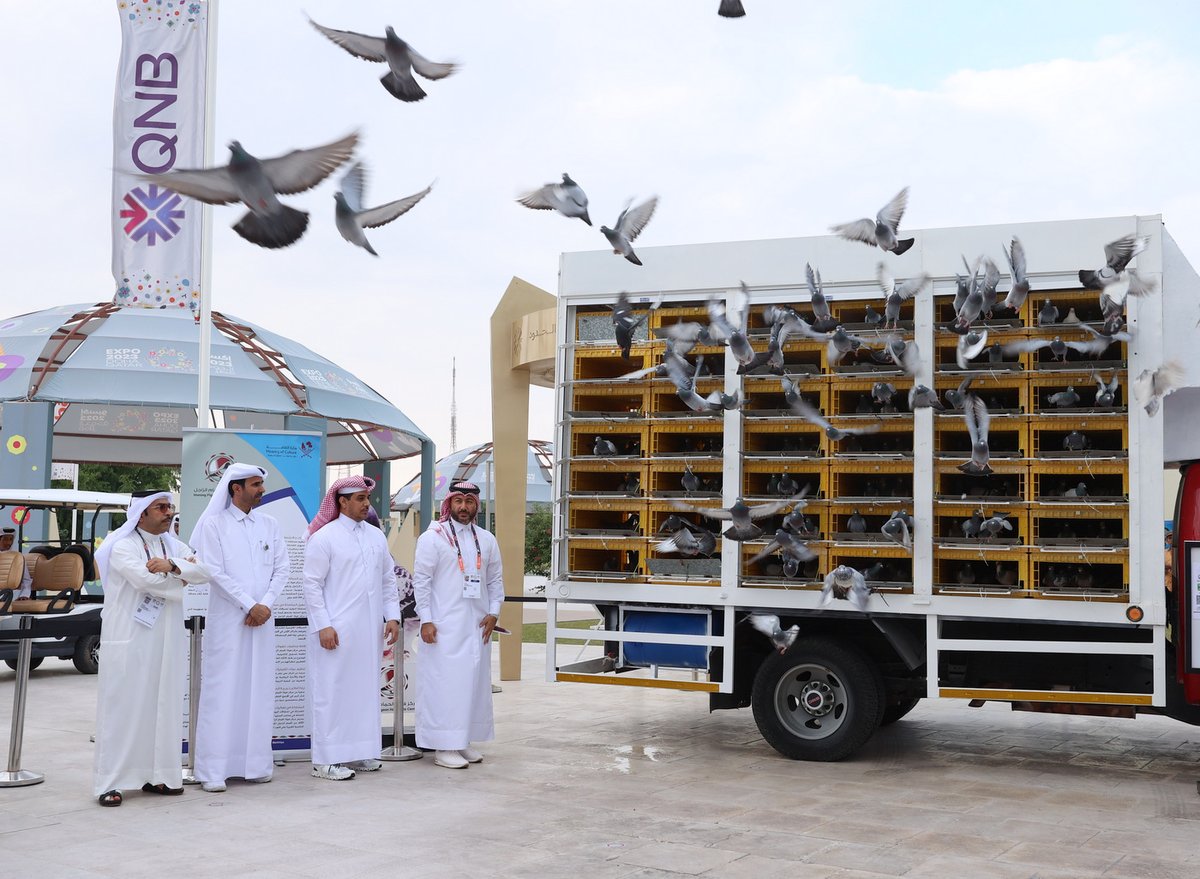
[72,634,100,675]
[751,636,883,761]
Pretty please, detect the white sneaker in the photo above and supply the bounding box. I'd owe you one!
[311,763,356,781]
[246,775,272,784]
[345,759,382,772]
[459,746,483,764]
[433,750,469,769]
[200,781,226,793]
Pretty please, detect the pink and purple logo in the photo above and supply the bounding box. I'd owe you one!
[120,184,185,245]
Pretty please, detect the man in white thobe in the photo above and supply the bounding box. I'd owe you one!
[92,490,212,806]
[0,527,33,599]
[190,462,289,793]
[302,475,400,780]
[413,480,504,770]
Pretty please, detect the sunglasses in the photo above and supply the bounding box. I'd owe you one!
[150,503,176,513]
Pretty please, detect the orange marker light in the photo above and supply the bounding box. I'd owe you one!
[1125,606,1144,623]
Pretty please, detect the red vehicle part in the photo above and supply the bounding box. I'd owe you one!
[1174,463,1200,705]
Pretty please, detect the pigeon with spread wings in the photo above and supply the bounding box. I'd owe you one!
[334,163,432,256]
[602,197,658,266]
[831,187,915,255]
[308,18,458,103]
[517,173,591,226]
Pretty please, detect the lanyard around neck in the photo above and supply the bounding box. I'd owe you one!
[446,520,482,574]
[137,530,167,561]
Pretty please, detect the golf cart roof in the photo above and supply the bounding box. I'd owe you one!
[0,489,132,512]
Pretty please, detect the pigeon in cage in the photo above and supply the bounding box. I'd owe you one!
[881,510,912,549]
[621,512,641,533]
[618,473,640,494]
[956,564,977,586]
[1063,430,1090,452]
[872,381,897,406]
[846,509,867,533]
[864,304,884,329]
[1038,299,1060,327]
[820,565,872,611]
[1047,386,1080,409]
[681,464,702,496]
[856,395,876,414]
[981,513,1013,541]
[777,472,800,497]
[594,436,620,457]
[961,509,985,540]
[1063,482,1089,499]
[831,187,915,255]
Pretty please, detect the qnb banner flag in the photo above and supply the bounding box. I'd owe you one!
[111,0,208,313]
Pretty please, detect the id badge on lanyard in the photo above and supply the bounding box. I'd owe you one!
[462,572,482,599]
[133,593,165,628]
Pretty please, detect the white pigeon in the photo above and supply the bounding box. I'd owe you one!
[601,197,659,265]
[334,163,432,256]
[517,173,591,225]
[1134,361,1186,416]
[820,565,871,612]
[745,614,798,654]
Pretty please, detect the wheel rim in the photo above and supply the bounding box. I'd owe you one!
[90,640,100,667]
[773,662,850,740]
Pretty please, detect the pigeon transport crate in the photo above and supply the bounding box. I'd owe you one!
[829,458,914,503]
[832,297,914,331]
[572,345,652,382]
[1024,329,1127,373]
[826,416,915,457]
[648,459,724,499]
[933,458,1027,503]
[1028,413,1129,459]
[569,384,648,420]
[932,292,1027,331]
[933,502,1029,548]
[645,520,722,585]
[741,416,827,460]
[742,459,829,501]
[646,497,727,534]
[575,301,652,345]
[1029,547,1131,601]
[650,302,710,332]
[566,459,648,497]
[569,423,648,459]
[740,373,829,421]
[934,412,1029,461]
[648,378,727,419]
[749,338,826,375]
[1025,287,1113,329]
[825,374,914,418]
[1028,371,1128,416]
[1029,458,1129,504]
[740,539,827,589]
[933,326,1030,373]
[648,419,724,458]
[933,371,1029,414]
[828,501,913,545]
[932,546,1029,597]
[1029,502,1130,548]
[565,537,649,581]
[566,498,648,539]
[827,543,914,596]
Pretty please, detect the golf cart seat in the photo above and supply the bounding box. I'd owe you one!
[9,552,83,614]
[0,550,23,613]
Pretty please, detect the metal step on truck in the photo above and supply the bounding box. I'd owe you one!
[547,213,1200,761]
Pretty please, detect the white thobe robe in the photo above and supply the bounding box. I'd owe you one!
[302,515,400,765]
[93,529,211,796]
[193,506,289,784]
[413,518,504,750]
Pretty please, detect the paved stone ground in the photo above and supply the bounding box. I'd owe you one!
[2,646,1200,878]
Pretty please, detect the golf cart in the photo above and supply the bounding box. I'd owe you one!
[0,489,130,674]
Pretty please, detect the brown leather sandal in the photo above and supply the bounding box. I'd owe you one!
[98,790,122,807]
[141,782,183,795]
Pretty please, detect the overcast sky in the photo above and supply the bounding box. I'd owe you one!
[2,1,1198,486]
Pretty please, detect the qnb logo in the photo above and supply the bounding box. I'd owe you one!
[121,183,185,245]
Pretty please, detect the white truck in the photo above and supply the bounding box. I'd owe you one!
[547,213,1200,760]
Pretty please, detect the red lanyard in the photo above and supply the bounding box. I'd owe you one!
[447,521,482,574]
[137,532,167,561]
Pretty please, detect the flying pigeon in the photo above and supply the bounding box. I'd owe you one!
[1000,236,1030,312]
[953,257,999,331]
[718,0,747,16]
[612,291,660,358]
[980,513,1013,541]
[1038,299,1060,326]
[657,527,717,557]
[308,19,458,103]
[594,436,619,457]
[786,389,883,441]
[744,615,799,656]
[601,196,659,265]
[1134,361,1186,416]
[806,264,834,328]
[517,173,591,225]
[747,529,819,568]
[146,133,359,249]
[944,375,974,410]
[672,496,801,542]
[826,326,873,365]
[334,162,431,256]
[831,187,915,255]
[1093,371,1120,408]
[1079,234,1157,309]
[820,565,871,612]
[956,330,989,370]
[957,395,992,475]
[872,381,897,406]
[877,264,930,330]
[881,510,912,549]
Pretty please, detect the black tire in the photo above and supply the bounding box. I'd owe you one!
[751,636,884,761]
[4,656,44,671]
[880,696,921,726]
[72,634,100,675]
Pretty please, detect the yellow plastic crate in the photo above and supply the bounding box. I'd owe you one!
[827,545,914,595]
[1028,371,1128,414]
[933,326,1028,373]
[1029,502,1130,548]
[933,502,1029,548]
[741,373,829,420]
[649,459,724,498]
[828,501,914,545]
[569,423,647,459]
[934,414,1028,460]
[649,421,724,457]
[567,460,648,497]
[567,500,648,537]
[933,546,1028,596]
[740,539,827,585]
[573,346,651,381]
[934,459,1027,502]
[567,541,648,579]
[1023,287,1110,329]
[1028,414,1128,458]
[826,374,915,418]
[1029,459,1129,503]
[933,371,1029,414]
[1029,547,1129,600]
[742,418,827,459]
[570,387,648,419]
[651,302,709,330]
[743,459,829,500]
[830,459,914,502]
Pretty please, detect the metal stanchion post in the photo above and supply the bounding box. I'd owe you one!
[380,631,421,761]
[1,615,45,787]
[183,615,203,784]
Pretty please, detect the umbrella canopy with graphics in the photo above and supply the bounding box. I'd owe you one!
[0,303,428,464]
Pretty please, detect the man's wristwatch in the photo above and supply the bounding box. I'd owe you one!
[169,561,180,575]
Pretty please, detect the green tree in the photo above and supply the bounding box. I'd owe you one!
[524,502,552,576]
[50,464,180,537]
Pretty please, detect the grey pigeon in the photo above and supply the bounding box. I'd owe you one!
[1063,307,1081,324]
[961,509,984,540]
[744,615,799,657]
[826,326,872,365]
[1063,430,1089,452]
[334,162,431,256]
[612,291,660,358]
[881,511,912,549]
[820,565,871,612]
[147,133,358,249]
[621,512,640,532]
[719,0,747,16]
[1134,361,1186,416]
[601,197,659,266]
[777,472,799,497]
[657,527,717,557]
[1003,336,1103,361]
[618,473,640,494]
[747,529,819,568]
[995,563,1018,587]
[877,263,930,330]
[831,187,915,255]
[706,293,742,343]
[987,343,1005,363]
[953,269,971,314]
[1063,482,1089,498]
[1000,236,1030,312]
[594,436,619,457]
[864,304,884,328]
[872,381,897,405]
[953,257,999,330]
[1079,234,1157,309]
[1038,299,1060,326]
[1047,386,1079,408]
[980,513,1013,540]
[681,464,701,496]
[957,395,992,475]
[846,509,867,533]
[517,173,591,225]
[908,384,944,412]
[1093,371,1120,408]
[806,263,833,327]
[786,388,883,441]
[309,19,458,103]
[944,375,974,410]
[956,564,977,585]
[671,496,799,542]
[956,330,988,370]
[657,513,696,534]
[765,473,782,496]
